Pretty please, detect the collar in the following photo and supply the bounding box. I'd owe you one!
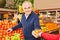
[24,11,34,20]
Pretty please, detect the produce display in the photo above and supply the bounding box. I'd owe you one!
[34,9,39,14]
[39,15,58,32]
[6,33,20,40]
[0,20,24,40]
[41,26,49,32]
[45,23,58,31]
[18,5,24,13]
[3,14,9,19]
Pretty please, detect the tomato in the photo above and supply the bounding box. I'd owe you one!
[20,35,24,39]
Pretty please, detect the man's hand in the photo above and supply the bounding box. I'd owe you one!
[32,30,38,38]
[7,28,13,33]
[32,29,42,38]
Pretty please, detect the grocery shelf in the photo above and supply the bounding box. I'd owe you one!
[0,8,18,14]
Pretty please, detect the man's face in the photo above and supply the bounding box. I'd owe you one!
[23,3,32,15]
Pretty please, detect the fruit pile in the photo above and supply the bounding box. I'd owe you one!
[41,26,49,32]
[40,22,58,32]
[6,33,22,40]
[18,5,24,13]
[45,23,58,31]
[0,20,24,40]
[34,9,39,15]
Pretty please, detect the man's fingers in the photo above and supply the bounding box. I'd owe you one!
[7,28,12,33]
[32,31,38,38]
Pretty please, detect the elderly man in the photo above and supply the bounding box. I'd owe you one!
[7,1,41,40]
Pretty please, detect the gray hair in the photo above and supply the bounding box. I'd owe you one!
[22,1,32,7]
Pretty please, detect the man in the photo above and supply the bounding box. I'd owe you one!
[7,1,41,40]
